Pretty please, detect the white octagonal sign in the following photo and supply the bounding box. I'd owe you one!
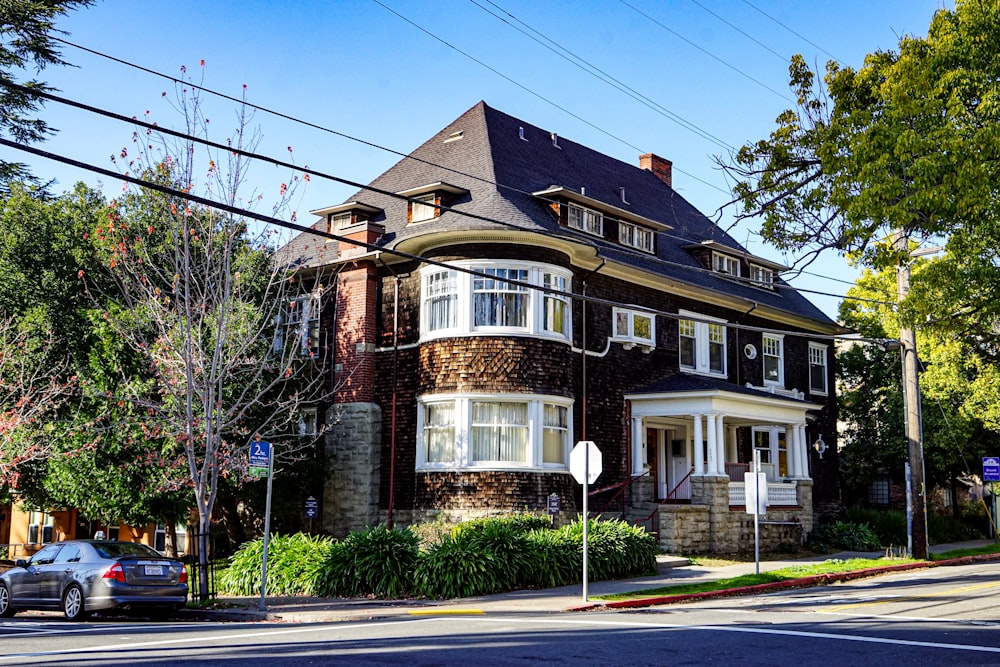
[570,440,602,485]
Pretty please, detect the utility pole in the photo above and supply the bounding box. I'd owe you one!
[896,232,928,559]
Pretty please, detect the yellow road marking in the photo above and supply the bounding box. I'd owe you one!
[408,609,486,616]
[825,581,1000,612]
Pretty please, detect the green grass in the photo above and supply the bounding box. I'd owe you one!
[930,541,1000,560]
[596,557,915,601]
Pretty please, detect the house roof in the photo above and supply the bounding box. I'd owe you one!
[282,101,840,332]
[629,373,812,403]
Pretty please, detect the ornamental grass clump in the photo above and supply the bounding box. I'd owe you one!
[219,532,336,596]
[413,530,498,599]
[343,525,419,599]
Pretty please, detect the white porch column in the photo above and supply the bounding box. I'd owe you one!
[726,424,738,466]
[715,414,726,476]
[785,423,799,479]
[631,417,645,476]
[705,412,718,475]
[798,423,810,479]
[693,413,705,475]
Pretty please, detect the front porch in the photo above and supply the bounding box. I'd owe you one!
[624,374,823,554]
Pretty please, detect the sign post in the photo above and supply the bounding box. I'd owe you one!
[570,441,602,602]
[250,440,274,612]
[984,458,1000,539]
[744,450,768,575]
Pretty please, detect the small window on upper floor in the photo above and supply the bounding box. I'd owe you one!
[679,312,727,377]
[330,212,353,231]
[713,252,740,277]
[409,193,438,223]
[566,203,603,237]
[809,343,829,395]
[613,307,655,349]
[762,333,784,386]
[749,264,774,289]
[619,221,654,253]
[299,407,318,436]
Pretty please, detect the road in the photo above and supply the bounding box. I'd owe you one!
[2,561,999,666]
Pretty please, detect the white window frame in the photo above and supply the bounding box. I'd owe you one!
[283,292,321,356]
[566,203,604,237]
[678,311,727,377]
[330,212,353,231]
[749,264,774,288]
[713,252,741,277]
[410,193,437,223]
[612,307,655,349]
[419,262,572,342]
[762,333,784,387]
[809,342,829,395]
[416,394,573,471]
[619,221,654,253]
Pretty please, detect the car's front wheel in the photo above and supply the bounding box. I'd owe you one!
[62,584,89,621]
[0,583,15,617]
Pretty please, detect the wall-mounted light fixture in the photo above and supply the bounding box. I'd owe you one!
[813,435,827,459]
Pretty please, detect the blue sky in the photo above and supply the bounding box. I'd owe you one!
[16,0,949,318]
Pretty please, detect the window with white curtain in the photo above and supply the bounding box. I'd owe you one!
[419,262,572,341]
[416,394,572,470]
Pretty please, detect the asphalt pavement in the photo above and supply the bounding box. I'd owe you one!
[178,539,1000,624]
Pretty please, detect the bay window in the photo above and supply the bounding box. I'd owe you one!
[613,307,655,349]
[417,394,573,470]
[420,262,572,341]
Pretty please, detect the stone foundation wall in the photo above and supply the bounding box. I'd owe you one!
[656,475,810,555]
[322,402,382,538]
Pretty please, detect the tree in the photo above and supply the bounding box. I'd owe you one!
[86,74,329,595]
[721,0,1000,558]
[0,0,94,189]
[837,263,996,509]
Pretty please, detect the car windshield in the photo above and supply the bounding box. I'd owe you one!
[93,541,163,559]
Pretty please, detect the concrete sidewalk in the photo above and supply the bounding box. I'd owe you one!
[179,540,1000,624]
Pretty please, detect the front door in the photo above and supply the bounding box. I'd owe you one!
[669,436,692,500]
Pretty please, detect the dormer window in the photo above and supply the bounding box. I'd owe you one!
[713,252,740,277]
[567,203,603,236]
[749,264,774,289]
[398,182,469,225]
[410,193,438,223]
[331,212,353,231]
[619,221,654,253]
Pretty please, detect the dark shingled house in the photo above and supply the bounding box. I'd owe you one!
[279,101,845,554]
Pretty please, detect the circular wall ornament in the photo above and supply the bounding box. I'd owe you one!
[744,343,758,359]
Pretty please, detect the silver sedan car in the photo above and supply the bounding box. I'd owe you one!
[0,539,188,620]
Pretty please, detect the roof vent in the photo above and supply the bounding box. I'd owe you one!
[444,131,464,144]
[518,126,528,141]
[619,187,629,204]
[581,186,586,196]
[551,132,560,149]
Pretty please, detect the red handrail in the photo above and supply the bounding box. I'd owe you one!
[663,466,695,501]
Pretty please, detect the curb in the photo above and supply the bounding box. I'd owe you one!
[578,551,1000,611]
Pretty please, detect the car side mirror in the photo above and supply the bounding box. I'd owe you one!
[14,559,27,568]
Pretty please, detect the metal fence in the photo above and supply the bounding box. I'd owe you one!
[187,531,226,601]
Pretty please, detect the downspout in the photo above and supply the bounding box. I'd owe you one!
[380,257,400,529]
[580,261,605,442]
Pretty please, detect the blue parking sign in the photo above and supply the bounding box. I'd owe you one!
[250,441,272,477]
[984,457,1000,482]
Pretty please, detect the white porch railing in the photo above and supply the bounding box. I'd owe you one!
[728,481,799,506]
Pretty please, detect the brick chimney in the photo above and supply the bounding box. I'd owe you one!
[639,153,672,188]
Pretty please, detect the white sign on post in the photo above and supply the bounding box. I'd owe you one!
[743,472,768,516]
[570,441,602,484]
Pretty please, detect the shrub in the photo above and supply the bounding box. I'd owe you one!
[522,528,579,588]
[313,541,357,598]
[414,531,497,599]
[809,521,881,552]
[219,532,335,596]
[343,525,419,599]
[844,508,906,547]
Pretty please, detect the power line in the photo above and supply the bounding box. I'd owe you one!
[742,0,842,63]
[687,0,789,63]
[469,0,737,151]
[5,135,872,344]
[617,0,794,102]
[372,0,730,195]
[2,76,884,310]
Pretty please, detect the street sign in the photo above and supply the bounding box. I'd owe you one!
[570,441,602,485]
[744,472,768,515]
[546,493,560,516]
[984,457,1000,482]
[304,496,318,519]
[250,441,271,478]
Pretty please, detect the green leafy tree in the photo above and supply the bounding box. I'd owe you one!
[85,73,330,595]
[0,0,94,188]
